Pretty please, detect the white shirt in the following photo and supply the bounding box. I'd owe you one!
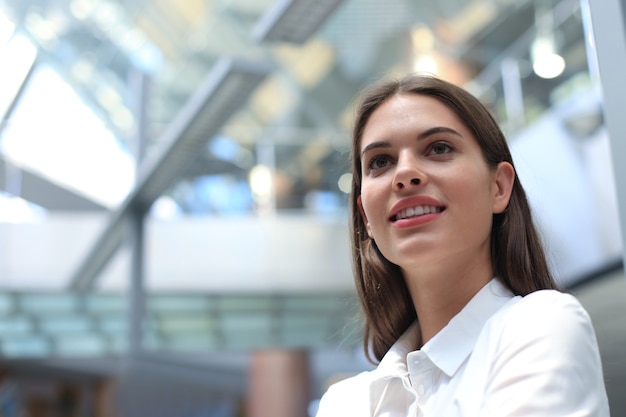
[316,278,610,416]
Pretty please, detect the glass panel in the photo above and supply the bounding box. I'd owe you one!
[38,316,92,333]
[1,337,49,358]
[84,295,127,314]
[97,314,128,334]
[160,334,220,351]
[149,295,214,312]
[282,295,356,311]
[0,317,33,335]
[157,315,216,334]
[217,296,274,312]
[54,334,107,355]
[0,293,15,313]
[18,293,80,312]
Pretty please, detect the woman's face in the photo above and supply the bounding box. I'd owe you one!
[357,94,513,272]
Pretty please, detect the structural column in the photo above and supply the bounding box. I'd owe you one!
[94,377,117,417]
[587,0,626,263]
[248,349,311,417]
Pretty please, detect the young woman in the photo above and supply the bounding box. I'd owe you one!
[316,75,610,416]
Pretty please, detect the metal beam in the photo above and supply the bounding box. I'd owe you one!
[252,0,345,44]
[0,156,108,211]
[69,57,272,291]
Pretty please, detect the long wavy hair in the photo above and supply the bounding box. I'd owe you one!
[350,74,558,363]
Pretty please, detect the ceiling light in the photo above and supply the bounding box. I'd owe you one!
[249,164,273,199]
[531,35,565,79]
[252,0,345,44]
[531,6,565,80]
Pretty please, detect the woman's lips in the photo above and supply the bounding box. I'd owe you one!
[389,196,446,222]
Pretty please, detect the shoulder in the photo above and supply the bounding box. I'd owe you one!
[505,289,593,334]
[488,289,601,367]
[517,288,583,309]
[474,290,609,415]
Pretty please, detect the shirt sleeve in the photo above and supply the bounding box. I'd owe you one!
[481,290,610,417]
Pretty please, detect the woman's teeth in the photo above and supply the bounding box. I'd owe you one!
[395,206,442,220]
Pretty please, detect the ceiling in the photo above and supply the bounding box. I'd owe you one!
[0,0,590,215]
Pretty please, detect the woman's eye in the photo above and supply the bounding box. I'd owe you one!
[368,155,392,171]
[430,142,453,155]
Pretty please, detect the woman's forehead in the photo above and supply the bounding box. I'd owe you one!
[359,94,471,147]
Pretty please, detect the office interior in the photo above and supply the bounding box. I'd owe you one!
[0,0,625,416]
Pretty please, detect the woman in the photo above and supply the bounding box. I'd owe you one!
[316,75,610,416]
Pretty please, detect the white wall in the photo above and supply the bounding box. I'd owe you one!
[0,213,354,293]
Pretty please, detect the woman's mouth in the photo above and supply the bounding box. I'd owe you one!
[391,205,445,222]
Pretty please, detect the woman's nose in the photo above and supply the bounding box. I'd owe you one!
[393,154,424,191]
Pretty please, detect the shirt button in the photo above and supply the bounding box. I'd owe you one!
[418,384,425,395]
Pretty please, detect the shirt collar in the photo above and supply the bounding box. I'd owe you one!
[421,278,515,377]
[374,278,515,379]
[376,321,420,378]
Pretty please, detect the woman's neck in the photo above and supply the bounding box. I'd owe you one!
[403,256,493,346]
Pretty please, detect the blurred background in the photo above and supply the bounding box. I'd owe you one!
[0,0,624,415]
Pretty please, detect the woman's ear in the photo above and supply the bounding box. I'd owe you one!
[492,161,515,214]
[357,196,373,238]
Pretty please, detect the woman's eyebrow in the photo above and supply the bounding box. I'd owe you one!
[417,126,462,140]
[361,126,462,158]
[361,141,391,158]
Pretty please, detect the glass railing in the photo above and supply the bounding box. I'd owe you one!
[0,291,361,358]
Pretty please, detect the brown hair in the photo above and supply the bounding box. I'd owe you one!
[350,74,558,363]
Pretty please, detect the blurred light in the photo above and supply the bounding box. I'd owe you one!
[337,173,352,194]
[95,83,134,131]
[96,84,123,109]
[273,39,335,88]
[69,0,94,20]
[24,11,58,47]
[150,196,182,220]
[130,41,163,73]
[92,1,123,30]
[249,165,273,198]
[71,0,162,74]
[413,54,438,74]
[71,57,96,82]
[209,136,239,161]
[532,53,565,79]
[251,75,297,123]
[411,25,434,51]
[110,106,134,132]
[531,36,565,79]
